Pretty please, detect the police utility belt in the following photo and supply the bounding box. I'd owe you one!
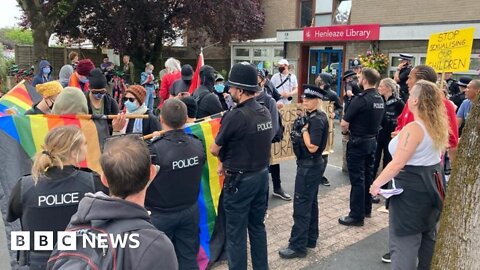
[349,134,376,146]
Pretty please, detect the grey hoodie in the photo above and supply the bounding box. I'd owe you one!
[67,192,178,270]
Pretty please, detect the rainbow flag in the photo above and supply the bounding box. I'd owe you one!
[0,81,42,115]
[184,118,224,269]
[0,114,109,173]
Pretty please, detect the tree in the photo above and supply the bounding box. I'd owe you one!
[1,28,33,45]
[54,0,264,67]
[431,97,480,269]
[17,0,80,63]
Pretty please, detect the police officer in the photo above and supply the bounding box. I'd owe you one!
[339,67,385,226]
[450,76,472,109]
[342,69,361,113]
[373,78,405,185]
[147,98,206,269]
[7,126,107,270]
[279,84,329,259]
[394,53,413,102]
[211,63,273,270]
[315,73,342,186]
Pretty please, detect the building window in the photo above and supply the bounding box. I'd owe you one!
[235,48,250,57]
[231,46,284,76]
[333,0,352,25]
[300,0,313,27]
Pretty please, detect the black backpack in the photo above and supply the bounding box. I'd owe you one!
[47,219,154,270]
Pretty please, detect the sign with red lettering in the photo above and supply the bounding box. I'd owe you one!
[303,24,380,42]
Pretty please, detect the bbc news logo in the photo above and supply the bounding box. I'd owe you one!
[11,231,140,251]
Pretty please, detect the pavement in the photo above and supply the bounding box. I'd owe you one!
[211,122,391,269]
[0,122,391,270]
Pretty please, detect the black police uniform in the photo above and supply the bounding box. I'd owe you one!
[215,97,272,270]
[7,166,106,270]
[446,78,460,96]
[373,96,404,181]
[398,66,412,103]
[450,91,465,111]
[343,79,361,113]
[343,88,384,221]
[147,130,206,270]
[288,109,328,253]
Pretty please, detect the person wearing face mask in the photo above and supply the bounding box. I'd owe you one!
[25,80,63,115]
[192,65,223,118]
[32,60,53,87]
[112,85,161,135]
[85,68,119,134]
[170,64,194,98]
[141,63,156,111]
[68,59,96,92]
[214,73,231,110]
[270,59,298,108]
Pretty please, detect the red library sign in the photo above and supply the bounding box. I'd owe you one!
[303,24,380,42]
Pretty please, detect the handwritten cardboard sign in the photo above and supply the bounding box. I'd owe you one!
[426,27,475,72]
[271,102,334,164]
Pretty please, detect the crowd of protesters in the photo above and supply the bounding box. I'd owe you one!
[3,49,479,270]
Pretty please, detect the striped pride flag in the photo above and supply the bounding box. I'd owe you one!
[184,118,224,269]
[0,114,109,173]
[0,81,42,115]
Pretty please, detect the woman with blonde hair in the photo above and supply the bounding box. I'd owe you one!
[7,126,107,270]
[370,80,449,270]
[159,57,182,109]
[373,78,404,180]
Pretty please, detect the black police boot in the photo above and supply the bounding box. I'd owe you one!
[338,216,364,226]
[273,187,291,201]
[278,247,307,259]
[372,195,381,204]
[320,176,331,186]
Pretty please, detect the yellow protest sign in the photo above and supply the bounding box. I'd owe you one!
[426,27,475,72]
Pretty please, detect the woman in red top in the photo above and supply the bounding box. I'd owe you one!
[394,65,458,152]
[158,57,181,109]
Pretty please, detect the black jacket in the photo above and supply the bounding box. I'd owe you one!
[193,85,223,119]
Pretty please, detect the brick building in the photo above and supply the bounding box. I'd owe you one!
[232,0,480,97]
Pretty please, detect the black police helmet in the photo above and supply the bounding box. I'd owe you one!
[226,63,261,92]
[319,73,333,86]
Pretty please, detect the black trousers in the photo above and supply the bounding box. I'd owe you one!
[224,168,269,270]
[269,164,281,189]
[150,203,200,270]
[347,137,377,220]
[373,130,393,188]
[288,161,322,252]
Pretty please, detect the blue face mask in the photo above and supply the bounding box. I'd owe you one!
[124,100,138,112]
[93,93,105,100]
[42,67,50,74]
[214,84,225,93]
[79,77,89,84]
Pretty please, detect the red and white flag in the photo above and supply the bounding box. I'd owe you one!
[188,51,204,94]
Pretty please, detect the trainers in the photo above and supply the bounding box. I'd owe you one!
[320,176,331,186]
[273,188,292,201]
[372,196,381,204]
[381,252,391,263]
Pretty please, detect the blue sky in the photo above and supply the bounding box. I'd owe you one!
[0,0,22,28]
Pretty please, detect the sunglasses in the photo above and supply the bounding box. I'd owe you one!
[92,90,107,95]
[123,97,136,102]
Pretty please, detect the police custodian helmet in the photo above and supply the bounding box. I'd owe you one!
[226,63,261,92]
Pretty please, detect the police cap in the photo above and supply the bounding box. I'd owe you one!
[301,84,327,99]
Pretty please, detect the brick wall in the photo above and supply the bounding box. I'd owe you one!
[351,0,478,25]
[259,0,298,38]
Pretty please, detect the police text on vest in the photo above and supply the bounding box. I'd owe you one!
[257,121,273,131]
[38,192,80,207]
[172,156,199,170]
